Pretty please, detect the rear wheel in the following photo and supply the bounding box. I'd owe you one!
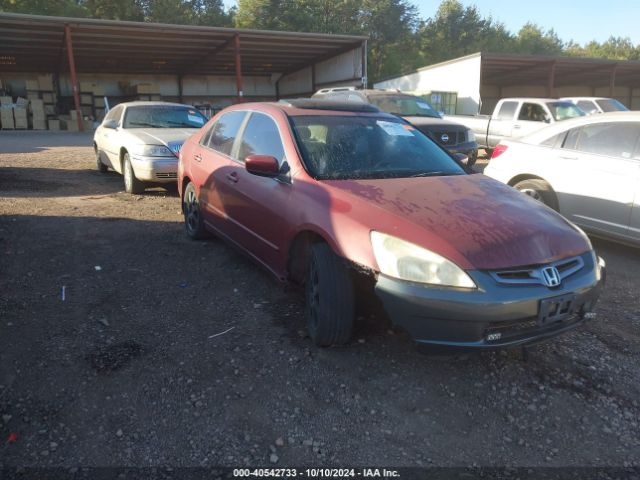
[182,182,207,240]
[514,178,559,211]
[305,243,355,346]
[123,153,144,194]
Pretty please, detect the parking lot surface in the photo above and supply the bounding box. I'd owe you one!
[1,132,639,468]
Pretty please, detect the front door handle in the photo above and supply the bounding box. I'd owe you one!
[194,154,202,162]
[513,124,521,129]
[558,154,578,160]
[226,172,239,183]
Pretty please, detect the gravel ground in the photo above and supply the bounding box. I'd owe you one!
[0,131,639,469]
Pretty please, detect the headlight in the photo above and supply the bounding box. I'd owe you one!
[467,130,476,142]
[131,144,175,157]
[370,231,476,288]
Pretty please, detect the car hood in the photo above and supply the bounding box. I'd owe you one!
[126,128,199,147]
[324,174,590,270]
[403,116,467,130]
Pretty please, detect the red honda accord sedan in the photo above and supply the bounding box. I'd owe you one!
[178,99,605,349]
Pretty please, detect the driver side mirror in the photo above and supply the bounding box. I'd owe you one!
[245,155,280,177]
[103,119,118,129]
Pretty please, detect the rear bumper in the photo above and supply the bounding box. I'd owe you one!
[375,252,605,350]
[130,155,178,183]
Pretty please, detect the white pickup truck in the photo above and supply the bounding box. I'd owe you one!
[445,98,585,153]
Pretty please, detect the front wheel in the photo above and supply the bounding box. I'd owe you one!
[123,153,144,194]
[96,148,108,173]
[182,182,207,240]
[514,179,559,211]
[305,243,355,346]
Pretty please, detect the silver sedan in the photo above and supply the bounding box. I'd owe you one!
[485,111,640,246]
[93,101,207,194]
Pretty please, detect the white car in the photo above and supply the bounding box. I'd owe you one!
[561,97,628,115]
[93,101,207,193]
[484,112,640,246]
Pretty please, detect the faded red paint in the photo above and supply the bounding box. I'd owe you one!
[179,102,591,280]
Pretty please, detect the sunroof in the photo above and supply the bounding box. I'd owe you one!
[278,98,380,113]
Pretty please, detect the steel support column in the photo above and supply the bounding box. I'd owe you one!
[178,74,184,103]
[610,65,618,98]
[361,40,368,88]
[547,61,556,98]
[64,24,83,132]
[234,34,243,103]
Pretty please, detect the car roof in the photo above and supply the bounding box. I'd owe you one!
[117,101,196,108]
[500,97,567,103]
[560,97,609,101]
[221,99,398,118]
[513,111,640,145]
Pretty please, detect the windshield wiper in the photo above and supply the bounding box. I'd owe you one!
[409,171,457,178]
[128,121,164,128]
[166,121,200,128]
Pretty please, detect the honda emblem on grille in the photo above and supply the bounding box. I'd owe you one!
[440,133,449,143]
[541,266,561,287]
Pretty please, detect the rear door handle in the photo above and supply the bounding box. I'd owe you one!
[226,172,239,183]
[558,154,578,160]
[194,154,202,162]
[513,124,521,129]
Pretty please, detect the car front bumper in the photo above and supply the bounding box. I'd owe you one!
[130,155,178,183]
[374,252,605,349]
[444,140,479,159]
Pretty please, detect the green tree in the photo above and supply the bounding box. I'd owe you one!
[514,22,563,55]
[417,0,516,66]
[83,0,144,20]
[0,0,87,16]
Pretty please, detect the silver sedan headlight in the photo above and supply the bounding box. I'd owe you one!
[370,231,476,289]
[131,144,175,157]
[467,129,476,142]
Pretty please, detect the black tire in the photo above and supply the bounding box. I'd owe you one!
[514,178,559,211]
[96,148,108,173]
[466,151,477,167]
[182,182,207,240]
[122,152,144,194]
[305,243,355,346]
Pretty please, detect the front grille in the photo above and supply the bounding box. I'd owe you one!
[484,315,579,342]
[428,130,463,146]
[156,172,177,179]
[489,256,584,287]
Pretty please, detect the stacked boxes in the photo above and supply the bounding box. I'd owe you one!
[0,96,14,129]
[30,99,47,130]
[13,97,29,129]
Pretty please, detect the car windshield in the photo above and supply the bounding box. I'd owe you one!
[123,106,207,128]
[368,95,441,118]
[546,102,585,121]
[290,115,465,180]
[596,98,629,112]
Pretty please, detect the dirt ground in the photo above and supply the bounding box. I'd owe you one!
[1,131,639,470]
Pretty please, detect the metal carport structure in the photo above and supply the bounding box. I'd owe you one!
[0,12,368,130]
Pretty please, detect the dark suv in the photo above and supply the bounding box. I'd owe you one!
[313,88,479,166]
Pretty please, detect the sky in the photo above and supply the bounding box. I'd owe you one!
[223,0,638,46]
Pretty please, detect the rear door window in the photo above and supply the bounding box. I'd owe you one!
[207,111,247,157]
[577,100,598,114]
[237,112,285,163]
[575,123,640,158]
[496,101,518,120]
